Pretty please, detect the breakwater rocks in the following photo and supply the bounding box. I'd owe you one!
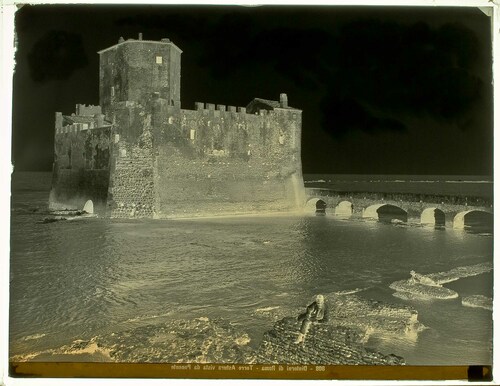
[251,294,422,364]
[253,294,423,341]
[250,293,421,364]
[253,317,404,365]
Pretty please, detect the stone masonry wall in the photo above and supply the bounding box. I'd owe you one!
[151,102,304,218]
[49,127,111,212]
[100,40,181,119]
[107,120,155,218]
[103,99,304,218]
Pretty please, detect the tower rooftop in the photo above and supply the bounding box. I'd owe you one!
[97,37,183,55]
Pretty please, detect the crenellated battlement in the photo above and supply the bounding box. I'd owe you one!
[190,102,265,117]
[55,107,110,135]
[75,104,102,116]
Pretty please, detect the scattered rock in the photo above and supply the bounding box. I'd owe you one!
[462,295,492,311]
[40,216,67,224]
[427,263,492,285]
[389,263,492,300]
[389,280,459,300]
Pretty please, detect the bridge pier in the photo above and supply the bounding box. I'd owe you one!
[334,201,353,217]
[421,208,445,226]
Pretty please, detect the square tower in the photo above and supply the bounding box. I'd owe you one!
[98,35,182,119]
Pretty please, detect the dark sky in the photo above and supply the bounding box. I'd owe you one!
[11,4,493,175]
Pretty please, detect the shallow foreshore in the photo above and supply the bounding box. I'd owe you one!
[11,293,417,365]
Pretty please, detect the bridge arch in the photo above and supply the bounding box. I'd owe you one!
[83,200,94,214]
[363,203,407,223]
[335,201,353,217]
[305,198,328,214]
[305,197,323,209]
[453,210,493,230]
[421,208,445,226]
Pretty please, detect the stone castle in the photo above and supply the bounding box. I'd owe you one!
[50,34,305,218]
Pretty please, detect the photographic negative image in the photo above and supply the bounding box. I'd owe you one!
[7,2,494,381]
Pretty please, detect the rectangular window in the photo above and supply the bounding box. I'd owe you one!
[190,129,196,140]
[156,56,163,64]
[111,86,115,97]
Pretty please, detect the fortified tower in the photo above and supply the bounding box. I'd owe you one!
[50,35,305,218]
[98,34,182,119]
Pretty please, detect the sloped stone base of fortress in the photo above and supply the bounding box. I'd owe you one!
[153,142,302,218]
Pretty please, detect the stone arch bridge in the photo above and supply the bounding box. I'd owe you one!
[304,188,493,230]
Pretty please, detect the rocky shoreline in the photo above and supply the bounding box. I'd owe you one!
[12,294,420,365]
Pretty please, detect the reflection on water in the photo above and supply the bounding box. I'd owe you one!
[9,176,493,365]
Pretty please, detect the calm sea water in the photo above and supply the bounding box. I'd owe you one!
[9,172,493,365]
[304,174,493,199]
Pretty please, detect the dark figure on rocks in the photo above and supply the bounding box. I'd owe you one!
[294,294,326,344]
